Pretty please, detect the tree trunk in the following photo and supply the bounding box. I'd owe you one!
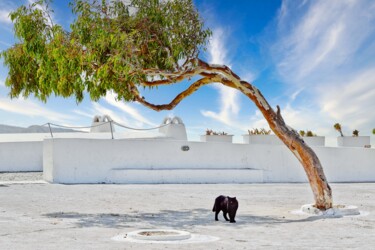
[239,85,332,210]
[198,60,332,209]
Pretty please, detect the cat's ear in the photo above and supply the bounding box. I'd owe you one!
[234,197,236,199]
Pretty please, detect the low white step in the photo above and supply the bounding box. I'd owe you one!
[106,168,263,184]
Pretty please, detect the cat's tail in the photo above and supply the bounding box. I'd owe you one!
[212,204,216,212]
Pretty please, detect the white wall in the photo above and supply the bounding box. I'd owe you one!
[314,146,375,182]
[0,132,169,172]
[43,138,262,183]
[43,138,375,184]
[0,141,43,172]
[337,136,371,147]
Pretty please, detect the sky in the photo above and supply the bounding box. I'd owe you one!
[0,0,375,142]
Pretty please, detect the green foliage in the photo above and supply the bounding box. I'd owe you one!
[248,128,271,135]
[299,130,316,137]
[1,0,211,103]
[306,130,315,137]
[352,129,359,137]
[373,128,375,135]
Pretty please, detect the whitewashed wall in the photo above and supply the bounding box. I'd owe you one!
[0,141,43,172]
[43,138,375,184]
[43,138,263,184]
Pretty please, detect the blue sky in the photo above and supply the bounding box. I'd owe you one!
[1,0,375,141]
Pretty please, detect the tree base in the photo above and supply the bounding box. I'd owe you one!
[301,204,360,216]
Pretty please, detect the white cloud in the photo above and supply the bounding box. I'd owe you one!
[319,68,375,132]
[201,83,239,126]
[201,27,241,126]
[91,102,130,126]
[207,28,228,65]
[72,109,94,120]
[0,10,12,25]
[274,0,375,83]
[104,92,156,127]
[0,97,75,124]
[269,0,375,136]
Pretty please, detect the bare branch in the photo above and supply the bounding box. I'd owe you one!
[133,75,221,111]
[139,59,202,87]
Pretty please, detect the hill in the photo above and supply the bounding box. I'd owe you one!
[0,124,79,133]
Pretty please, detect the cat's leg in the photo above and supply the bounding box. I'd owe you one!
[223,211,229,221]
[229,211,237,223]
[215,211,220,221]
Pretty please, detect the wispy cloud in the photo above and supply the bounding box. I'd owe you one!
[0,97,75,124]
[104,92,156,126]
[320,68,375,131]
[268,0,375,135]
[84,98,157,131]
[91,102,130,126]
[0,0,15,28]
[0,9,12,25]
[201,27,241,126]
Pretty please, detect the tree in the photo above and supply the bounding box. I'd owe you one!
[1,0,332,209]
[334,123,344,137]
[352,130,359,137]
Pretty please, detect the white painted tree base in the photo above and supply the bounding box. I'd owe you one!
[112,229,219,244]
[301,204,360,216]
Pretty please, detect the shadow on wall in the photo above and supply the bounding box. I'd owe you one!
[43,209,334,229]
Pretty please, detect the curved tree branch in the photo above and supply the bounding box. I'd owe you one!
[133,75,220,111]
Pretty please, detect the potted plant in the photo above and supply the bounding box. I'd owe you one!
[334,123,344,137]
[335,123,370,147]
[299,130,325,146]
[243,128,282,145]
[201,129,233,143]
[352,129,359,137]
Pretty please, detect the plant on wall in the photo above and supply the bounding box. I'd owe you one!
[206,129,227,136]
[248,128,271,135]
[334,123,344,137]
[306,131,316,137]
[299,130,316,137]
[373,128,375,135]
[352,130,359,137]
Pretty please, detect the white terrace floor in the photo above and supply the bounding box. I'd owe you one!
[1,172,374,250]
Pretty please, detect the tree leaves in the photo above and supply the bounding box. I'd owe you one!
[1,0,211,103]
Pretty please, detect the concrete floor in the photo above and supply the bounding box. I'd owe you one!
[0,173,374,249]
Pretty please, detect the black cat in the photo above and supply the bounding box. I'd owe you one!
[212,195,238,223]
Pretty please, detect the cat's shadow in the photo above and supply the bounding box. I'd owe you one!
[43,208,329,229]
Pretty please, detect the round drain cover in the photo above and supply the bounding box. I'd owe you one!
[128,229,191,241]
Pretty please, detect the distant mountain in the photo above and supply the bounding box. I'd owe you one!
[0,124,80,133]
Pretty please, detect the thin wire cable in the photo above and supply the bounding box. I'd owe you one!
[47,122,111,129]
[41,120,171,131]
[112,121,170,131]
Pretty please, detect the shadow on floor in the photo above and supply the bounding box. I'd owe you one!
[43,208,337,229]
